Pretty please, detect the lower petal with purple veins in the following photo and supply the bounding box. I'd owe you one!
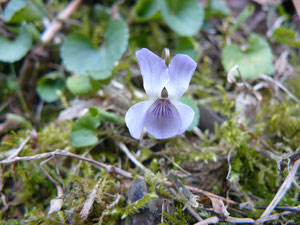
[172,101,195,134]
[144,99,181,139]
[125,100,154,139]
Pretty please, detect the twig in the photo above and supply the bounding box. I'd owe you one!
[0,149,237,206]
[0,149,133,179]
[41,0,83,42]
[99,194,122,223]
[256,210,297,224]
[7,130,36,160]
[227,65,262,101]
[164,156,191,176]
[226,149,233,180]
[255,205,300,211]
[225,216,255,224]
[80,178,102,219]
[193,127,205,140]
[266,16,286,37]
[168,172,199,208]
[117,142,149,174]
[40,157,64,214]
[239,124,276,152]
[194,216,219,225]
[259,159,300,219]
[261,74,300,105]
[279,147,300,170]
[292,0,300,19]
[169,188,204,223]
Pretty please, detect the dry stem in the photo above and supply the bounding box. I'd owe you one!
[41,0,83,42]
[259,159,300,219]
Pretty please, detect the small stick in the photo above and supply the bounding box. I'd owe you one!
[41,0,83,42]
[80,178,103,219]
[168,172,199,208]
[0,149,237,205]
[256,211,296,224]
[117,142,149,174]
[255,205,300,211]
[261,74,300,105]
[292,0,300,19]
[169,188,204,223]
[193,216,219,225]
[259,159,300,219]
[7,130,36,160]
[40,157,64,214]
[1,149,133,179]
[239,124,276,153]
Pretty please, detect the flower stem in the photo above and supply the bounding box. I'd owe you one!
[10,63,30,116]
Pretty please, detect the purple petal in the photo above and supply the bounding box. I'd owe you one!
[136,48,169,98]
[125,100,154,139]
[166,54,197,100]
[144,99,181,139]
[172,101,195,134]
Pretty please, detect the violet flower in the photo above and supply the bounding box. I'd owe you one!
[125,48,197,139]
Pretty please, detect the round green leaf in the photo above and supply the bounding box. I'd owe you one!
[135,0,158,19]
[72,115,100,131]
[205,0,230,19]
[36,75,64,103]
[70,115,101,147]
[88,70,112,80]
[160,0,204,36]
[3,0,27,21]
[221,33,274,79]
[176,37,202,61]
[4,0,45,23]
[66,76,93,95]
[61,19,129,76]
[70,130,98,147]
[0,24,32,63]
[180,96,200,131]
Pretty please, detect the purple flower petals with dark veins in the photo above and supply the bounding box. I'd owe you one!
[125,48,197,139]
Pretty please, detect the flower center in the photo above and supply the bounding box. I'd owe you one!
[161,87,168,99]
[152,99,172,117]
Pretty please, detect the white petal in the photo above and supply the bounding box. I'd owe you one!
[125,100,154,139]
[144,99,181,139]
[166,54,197,100]
[136,48,169,98]
[172,101,195,134]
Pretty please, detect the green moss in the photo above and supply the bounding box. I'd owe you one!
[160,204,194,225]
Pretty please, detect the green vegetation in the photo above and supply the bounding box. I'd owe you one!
[0,0,299,224]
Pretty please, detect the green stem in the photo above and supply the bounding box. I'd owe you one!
[10,63,30,116]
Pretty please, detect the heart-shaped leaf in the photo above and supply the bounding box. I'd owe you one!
[180,96,200,131]
[3,0,27,21]
[135,0,158,19]
[4,0,45,23]
[88,70,112,80]
[205,0,230,19]
[176,37,202,61]
[70,114,101,147]
[61,19,129,76]
[36,72,64,103]
[222,33,274,79]
[0,24,32,63]
[66,76,93,95]
[160,0,204,36]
